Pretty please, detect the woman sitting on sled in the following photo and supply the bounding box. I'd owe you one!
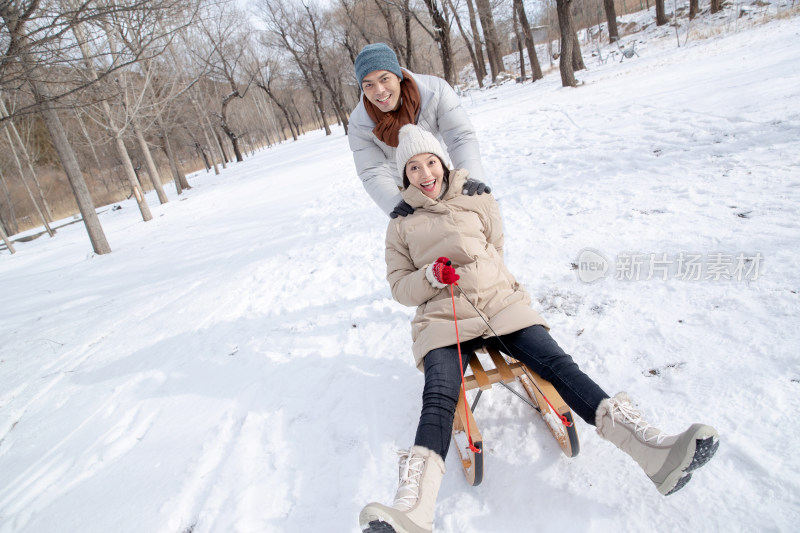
[359,124,720,533]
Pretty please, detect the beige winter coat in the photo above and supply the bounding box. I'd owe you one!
[385,168,547,371]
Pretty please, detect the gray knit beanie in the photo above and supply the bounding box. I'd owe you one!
[396,124,448,179]
[354,43,404,85]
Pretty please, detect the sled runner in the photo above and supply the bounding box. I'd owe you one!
[451,347,580,486]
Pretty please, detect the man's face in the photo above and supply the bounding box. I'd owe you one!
[361,70,402,112]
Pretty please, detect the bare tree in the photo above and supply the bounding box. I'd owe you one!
[303,3,350,134]
[0,213,15,253]
[513,0,543,82]
[0,97,55,233]
[446,0,483,87]
[567,1,585,72]
[70,13,153,221]
[256,1,331,136]
[109,5,202,203]
[603,0,620,41]
[463,0,487,84]
[513,3,525,78]
[0,164,19,236]
[373,0,402,56]
[689,0,699,19]
[339,0,372,51]
[1,0,112,253]
[161,36,214,190]
[251,54,299,141]
[555,0,579,87]
[420,0,456,85]
[656,0,668,26]
[194,2,254,162]
[474,0,505,82]
[397,0,415,70]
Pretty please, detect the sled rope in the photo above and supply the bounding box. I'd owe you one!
[454,285,572,428]
[450,283,482,454]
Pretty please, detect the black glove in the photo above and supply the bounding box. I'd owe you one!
[389,199,415,219]
[463,178,491,196]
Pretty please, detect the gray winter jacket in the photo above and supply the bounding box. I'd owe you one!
[349,71,486,216]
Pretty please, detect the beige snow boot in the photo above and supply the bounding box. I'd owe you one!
[596,392,719,496]
[359,445,446,533]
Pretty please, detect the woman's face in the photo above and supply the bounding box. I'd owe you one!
[406,154,444,199]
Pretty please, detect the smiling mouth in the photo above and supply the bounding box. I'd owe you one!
[376,95,391,105]
[420,179,436,190]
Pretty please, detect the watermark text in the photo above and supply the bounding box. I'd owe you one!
[575,249,763,283]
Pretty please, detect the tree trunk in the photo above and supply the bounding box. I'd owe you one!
[447,0,482,88]
[251,90,275,147]
[2,122,54,236]
[604,0,620,42]
[158,114,187,194]
[568,0,586,73]
[689,0,699,18]
[305,4,350,133]
[190,97,221,174]
[0,98,54,224]
[402,0,414,70]
[220,93,244,162]
[207,122,227,169]
[134,125,168,204]
[474,0,505,82]
[2,7,110,254]
[513,0,543,81]
[115,136,152,221]
[290,100,303,136]
[74,21,152,221]
[39,99,111,254]
[711,0,722,14]
[514,9,525,79]
[257,84,298,141]
[0,218,15,253]
[215,131,230,163]
[313,88,332,136]
[556,0,578,87]
[464,0,487,83]
[373,0,401,57]
[202,124,221,175]
[0,166,19,236]
[656,0,668,25]
[572,27,586,72]
[422,0,456,86]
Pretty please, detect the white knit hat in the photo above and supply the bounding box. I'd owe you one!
[395,124,448,178]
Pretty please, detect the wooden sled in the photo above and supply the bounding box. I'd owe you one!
[451,347,580,486]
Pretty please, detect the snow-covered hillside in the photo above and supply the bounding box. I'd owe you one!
[1,8,799,533]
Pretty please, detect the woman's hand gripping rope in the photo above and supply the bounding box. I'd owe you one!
[426,257,460,288]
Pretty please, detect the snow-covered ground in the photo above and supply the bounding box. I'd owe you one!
[2,8,799,533]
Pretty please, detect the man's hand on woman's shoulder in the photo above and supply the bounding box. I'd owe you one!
[463,178,491,196]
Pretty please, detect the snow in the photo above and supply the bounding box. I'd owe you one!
[2,9,800,533]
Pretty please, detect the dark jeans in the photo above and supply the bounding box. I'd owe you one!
[414,325,609,460]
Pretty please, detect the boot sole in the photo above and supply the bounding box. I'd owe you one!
[659,426,720,496]
[359,504,429,533]
[361,519,399,533]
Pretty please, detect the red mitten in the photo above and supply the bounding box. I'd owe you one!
[426,257,460,288]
